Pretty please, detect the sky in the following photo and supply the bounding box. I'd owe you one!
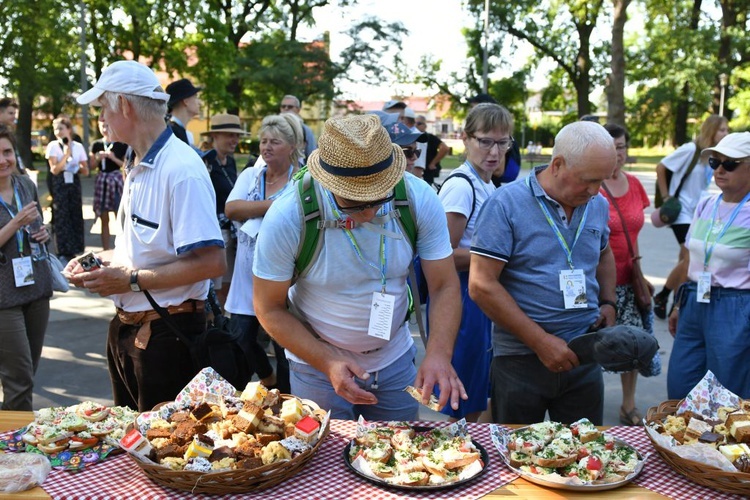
[303,0,476,101]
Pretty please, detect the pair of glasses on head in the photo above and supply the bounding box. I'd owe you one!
[708,157,750,172]
[471,135,514,151]
[401,147,421,160]
[334,193,395,215]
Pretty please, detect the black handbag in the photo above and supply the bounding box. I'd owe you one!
[144,289,251,389]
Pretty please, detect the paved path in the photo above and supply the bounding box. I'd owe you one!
[13,166,700,425]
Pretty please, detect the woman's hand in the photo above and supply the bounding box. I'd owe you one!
[668,307,679,337]
[13,202,41,230]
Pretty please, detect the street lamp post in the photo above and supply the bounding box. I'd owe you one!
[482,0,489,93]
[719,73,728,117]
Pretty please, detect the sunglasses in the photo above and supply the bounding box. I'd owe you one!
[708,157,750,172]
[401,147,421,160]
[334,193,395,215]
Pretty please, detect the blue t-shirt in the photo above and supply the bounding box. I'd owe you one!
[471,167,611,356]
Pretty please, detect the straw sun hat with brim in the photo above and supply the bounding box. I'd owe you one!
[307,114,406,201]
[200,114,248,136]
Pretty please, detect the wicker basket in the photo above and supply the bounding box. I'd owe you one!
[127,398,330,494]
[645,399,750,496]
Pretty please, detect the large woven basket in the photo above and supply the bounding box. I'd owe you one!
[128,397,330,494]
[645,399,750,496]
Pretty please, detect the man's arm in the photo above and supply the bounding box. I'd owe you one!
[468,253,580,372]
[252,275,377,405]
[593,245,617,329]
[416,256,465,411]
[70,245,226,296]
[428,141,450,170]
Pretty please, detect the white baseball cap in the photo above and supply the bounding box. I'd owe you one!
[77,60,170,105]
[402,107,416,119]
[703,132,750,159]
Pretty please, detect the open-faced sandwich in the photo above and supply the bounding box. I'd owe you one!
[504,419,641,485]
[348,421,484,487]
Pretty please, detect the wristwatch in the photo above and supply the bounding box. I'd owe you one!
[130,270,142,292]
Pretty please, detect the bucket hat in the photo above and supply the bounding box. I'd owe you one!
[384,121,426,146]
[307,114,406,201]
[77,61,170,105]
[200,114,248,136]
[567,325,659,373]
[166,78,202,107]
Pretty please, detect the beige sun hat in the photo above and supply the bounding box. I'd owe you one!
[201,113,248,135]
[307,114,406,201]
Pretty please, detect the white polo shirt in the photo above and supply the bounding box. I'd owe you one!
[110,128,223,312]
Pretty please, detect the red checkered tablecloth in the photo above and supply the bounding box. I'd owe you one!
[5,420,517,499]
[607,426,747,500]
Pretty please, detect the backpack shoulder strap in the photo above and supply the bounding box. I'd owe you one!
[393,177,417,250]
[440,172,476,227]
[294,170,323,278]
[673,142,702,198]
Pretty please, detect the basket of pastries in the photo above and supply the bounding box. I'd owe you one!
[644,372,750,495]
[120,370,330,494]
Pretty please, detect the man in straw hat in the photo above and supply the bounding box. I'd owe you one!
[65,60,226,411]
[200,113,248,306]
[253,114,466,420]
[469,121,617,425]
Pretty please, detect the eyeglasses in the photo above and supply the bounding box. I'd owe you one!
[334,193,395,215]
[280,104,297,110]
[708,157,750,172]
[471,135,514,151]
[401,147,421,160]
[415,122,426,126]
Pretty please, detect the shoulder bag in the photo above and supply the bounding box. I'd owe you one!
[47,254,70,292]
[602,183,654,312]
[657,143,701,225]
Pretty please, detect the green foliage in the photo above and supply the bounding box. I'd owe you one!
[728,65,750,131]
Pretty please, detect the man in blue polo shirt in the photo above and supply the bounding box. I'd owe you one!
[469,121,617,425]
[66,61,226,411]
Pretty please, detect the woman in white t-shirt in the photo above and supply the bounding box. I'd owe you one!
[224,114,303,393]
[653,115,728,319]
[45,115,89,263]
[434,103,514,421]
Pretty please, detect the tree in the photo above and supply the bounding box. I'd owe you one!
[0,0,79,168]
[466,0,608,118]
[605,0,631,127]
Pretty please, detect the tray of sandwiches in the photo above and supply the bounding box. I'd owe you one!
[0,401,138,470]
[645,372,750,496]
[120,369,330,494]
[491,418,646,491]
[343,418,488,489]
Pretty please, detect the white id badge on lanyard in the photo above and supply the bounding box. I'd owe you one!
[697,271,712,303]
[560,269,587,309]
[367,292,395,340]
[13,256,35,287]
[63,171,74,184]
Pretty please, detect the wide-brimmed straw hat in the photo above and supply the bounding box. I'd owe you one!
[307,114,405,201]
[200,114,248,136]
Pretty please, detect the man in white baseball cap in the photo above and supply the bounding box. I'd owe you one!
[67,59,226,411]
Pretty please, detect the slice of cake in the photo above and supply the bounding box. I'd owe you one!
[294,415,321,444]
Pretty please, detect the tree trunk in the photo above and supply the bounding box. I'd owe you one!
[575,26,593,117]
[16,89,35,170]
[715,0,737,118]
[673,0,702,144]
[227,78,241,116]
[606,0,630,127]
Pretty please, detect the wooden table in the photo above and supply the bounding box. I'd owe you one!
[0,411,666,499]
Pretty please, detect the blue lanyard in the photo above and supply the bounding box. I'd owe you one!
[703,192,750,270]
[526,176,589,270]
[261,165,294,200]
[0,181,25,254]
[325,191,388,293]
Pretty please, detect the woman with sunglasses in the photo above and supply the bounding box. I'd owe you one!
[433,103,514,421]
[667,132,750,399]
[224,113,304,393]
[653,115,728,319]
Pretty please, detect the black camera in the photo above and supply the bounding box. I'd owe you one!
[77,252,102,272]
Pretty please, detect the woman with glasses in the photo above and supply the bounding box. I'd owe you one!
[0,127,53,410]
[667,132,750,399]
[224,114,304,393]
[600,124,661,425]
[433,103,514,421]
[653,115,729,319]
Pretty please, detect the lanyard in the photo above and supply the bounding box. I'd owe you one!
[526,176,589,270]
[0,181,25,254]
[703,192,750,270]
[261,165,294,200]
[326,191,388,293]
